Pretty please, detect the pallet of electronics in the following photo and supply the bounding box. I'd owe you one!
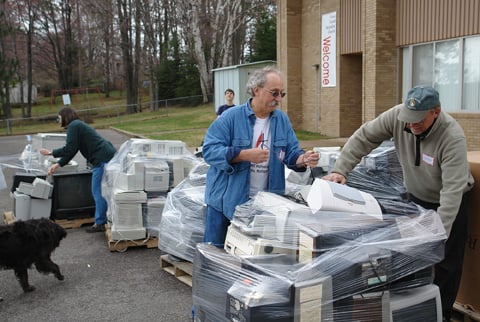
[101,139,203,244]
[192,187,447,322]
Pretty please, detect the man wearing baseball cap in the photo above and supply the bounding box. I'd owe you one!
[323,85,474,321]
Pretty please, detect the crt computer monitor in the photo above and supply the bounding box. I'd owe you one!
[51,170,95,220]
[389,284,442,322]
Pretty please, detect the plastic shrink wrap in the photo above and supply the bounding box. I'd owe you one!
[156,158,311,262]
[192,189,446,322]
[102,139,201,240]
[157,161,209,261]
[343,142,419,216]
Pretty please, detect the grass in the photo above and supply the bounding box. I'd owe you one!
[113,105,216,147]
[1,93,331,148]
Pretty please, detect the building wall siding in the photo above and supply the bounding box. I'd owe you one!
[277,0,480,150]
[340,0,362,54]
[397,0,480,45]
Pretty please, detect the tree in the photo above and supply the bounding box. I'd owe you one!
[11,0,41,118]
[116,0,141,113]
[246,6,276,62]
[38,0,79,90]
[81,0,116,97]
[0,0,18,119]
[176,0,275,103]
[0,0,278,112]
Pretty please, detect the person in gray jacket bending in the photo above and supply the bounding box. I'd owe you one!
[323,85,474,321]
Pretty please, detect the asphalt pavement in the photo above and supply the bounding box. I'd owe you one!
[0,128,349,322]
[0,129,194,322]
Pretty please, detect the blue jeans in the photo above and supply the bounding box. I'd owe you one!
[92,163,108,225]
[203,206,230,248]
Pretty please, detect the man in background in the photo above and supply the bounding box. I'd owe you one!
[216,88,235,117]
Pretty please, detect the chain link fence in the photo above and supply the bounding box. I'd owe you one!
[0,95,212,136]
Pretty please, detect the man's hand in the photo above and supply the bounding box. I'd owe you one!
[322,172,347,184]
[233,148,270,164]
[297,150,320,168]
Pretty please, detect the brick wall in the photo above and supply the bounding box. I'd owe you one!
[454,113,480,150]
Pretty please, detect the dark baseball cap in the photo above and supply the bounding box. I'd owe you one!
[398,86,440,123]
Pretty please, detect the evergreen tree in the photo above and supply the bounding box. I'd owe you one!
[246,8,277,63]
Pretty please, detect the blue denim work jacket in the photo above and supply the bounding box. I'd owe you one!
[203,98,306,220]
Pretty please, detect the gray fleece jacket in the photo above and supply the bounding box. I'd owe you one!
[332,103,474,237]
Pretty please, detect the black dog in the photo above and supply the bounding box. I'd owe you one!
[0,218,67,293]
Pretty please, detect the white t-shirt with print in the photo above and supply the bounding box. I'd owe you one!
[250,116,270,197]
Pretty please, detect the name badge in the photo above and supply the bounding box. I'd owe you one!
[422,153,434,166]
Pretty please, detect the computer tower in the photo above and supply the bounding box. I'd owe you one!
[293,276,333,322]
[13,191,31,221]
[226,275,293,322]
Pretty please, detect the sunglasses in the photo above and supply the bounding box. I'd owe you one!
[263,88,287,98]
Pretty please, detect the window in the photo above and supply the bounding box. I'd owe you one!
[402,36,480,112]
[463,37,480,111]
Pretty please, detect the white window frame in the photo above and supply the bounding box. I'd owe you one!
[401,35,480,112]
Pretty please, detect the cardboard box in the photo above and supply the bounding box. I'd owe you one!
[456,151,480,311]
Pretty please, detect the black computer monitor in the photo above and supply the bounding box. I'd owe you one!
[51,170,95,220]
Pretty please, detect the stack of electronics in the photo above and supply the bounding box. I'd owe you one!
[12,177,53,220]
[192,179,447,321]
[12,171,95,221]
[157,161,209,262]
[102,139,201,241]
[12,133,94,220]
[345,142,418,216]
[194,239,444,322]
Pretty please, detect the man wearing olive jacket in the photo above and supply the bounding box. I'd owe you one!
[323,85,474,321]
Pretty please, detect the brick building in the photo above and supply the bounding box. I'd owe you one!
[277,0,480,150]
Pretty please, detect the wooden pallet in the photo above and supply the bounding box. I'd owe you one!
[105,227,158,252]
[3,211,16,224]
[54,217,94,229]
[453,302,480,322]
[160,254,193,287]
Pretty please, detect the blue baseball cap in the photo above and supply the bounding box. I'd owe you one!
[398,86,440,123]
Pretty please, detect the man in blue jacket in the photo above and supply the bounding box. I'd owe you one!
[202,66,319,247]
